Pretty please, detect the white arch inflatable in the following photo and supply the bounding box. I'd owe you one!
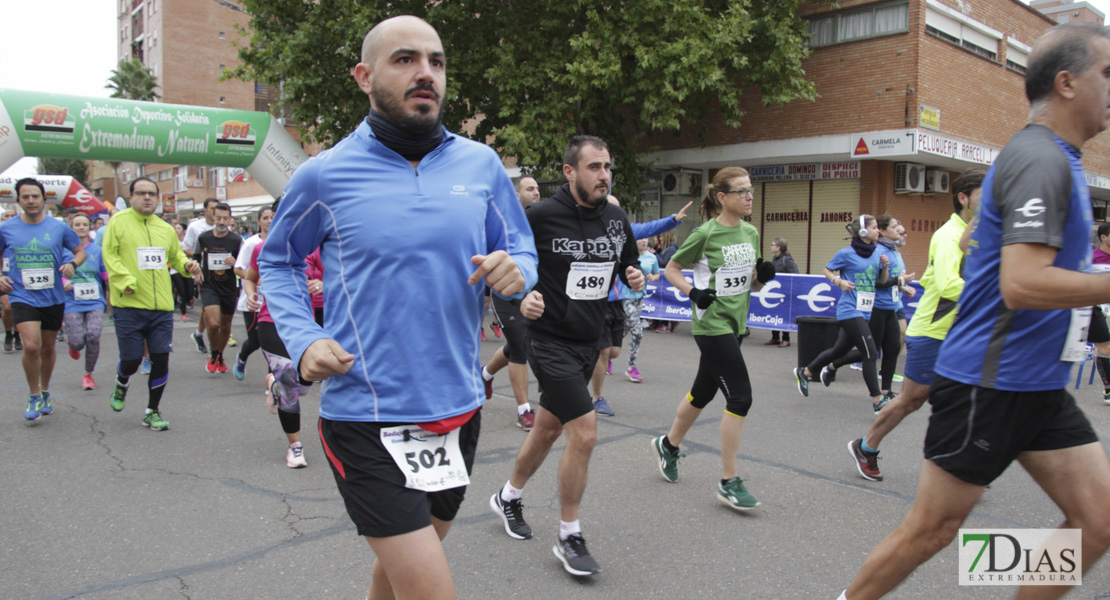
[0,89,308,198]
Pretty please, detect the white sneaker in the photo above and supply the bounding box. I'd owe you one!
[286,442,307,468]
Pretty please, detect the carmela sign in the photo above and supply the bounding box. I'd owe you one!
[919,104,941,131]
[749,161,860,183]
[850,129,914,158]
[916,131,996,165]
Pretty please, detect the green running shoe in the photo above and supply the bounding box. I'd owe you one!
[142,410,169,431]
[39,390,53,416]
[109,384,128,412]
[651,436,683,483]
[717,477,760,511]
[891,373,904,383]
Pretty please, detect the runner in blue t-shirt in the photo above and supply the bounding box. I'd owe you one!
[831,216,915,400]
[838,24,1110,600]
[793,215,889,412]
[0,178,85,421]
[61,213,107,393]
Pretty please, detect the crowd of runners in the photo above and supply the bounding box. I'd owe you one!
[6,14,1110,600]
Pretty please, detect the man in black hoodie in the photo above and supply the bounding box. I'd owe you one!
[490,135,643,577]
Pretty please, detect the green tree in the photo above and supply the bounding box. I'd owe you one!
[37,157,89,188]
[231,1,817,204]
[105,58,161,101]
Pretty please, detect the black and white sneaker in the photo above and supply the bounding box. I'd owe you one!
[192,331,208,354]
[820,364,836,387]
[793,367,809,397]
[553,534,600,576]
[489,493,532,540]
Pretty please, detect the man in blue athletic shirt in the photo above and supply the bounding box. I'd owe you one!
[0,178,85,422]
[258,15,537,600]
[839,23,1110,600]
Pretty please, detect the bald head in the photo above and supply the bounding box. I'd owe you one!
[361,15,439,66]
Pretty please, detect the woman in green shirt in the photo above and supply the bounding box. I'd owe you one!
[649,166,776,511]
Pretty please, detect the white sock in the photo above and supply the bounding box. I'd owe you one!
[559,520,581,540]
[500,481,523,503]
[838,591,848,600]
[517,402,531,415]
[482,366,494,381]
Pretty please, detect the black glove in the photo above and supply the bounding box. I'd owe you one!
[688,287,718,309]
[756,257,777,284]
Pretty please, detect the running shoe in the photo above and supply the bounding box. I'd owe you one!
[480,327,487,342]
[217,356,228,373]
[68,348,80,360]
[491,322,502,338]
[39,391,53,416]
[848,438,883,482]
[793,367,809,397]
[181,313,188,322]
[849,362,862,371]
[206,357,218,374]
[265,373,278,415]
[192,331,207,354]
[605,359,612,376]
[717,477,760,511]
[286,442,307,468]
[13,332,22,351]
[652,436,683,483]
[553,534,600,576]
[517,409,535,431]
[109,383,127,412]
[626,366,643,383]
[593,397,614,416]
[482,367,493,400]
[24,395,42,421]
[873,392,894,413]
[4,330,12,352]
[82,374,96,390]
[489,493,533,540]
[820,364,836,387]
[233,354,247,381]
[891,373,904,383]
[142,410,169,431]
[56,330,65,343]
[140,357,152,374]
[1104,388,1110,405]
[227,335,237,347]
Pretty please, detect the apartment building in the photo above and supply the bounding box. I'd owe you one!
[643,0,1110,275]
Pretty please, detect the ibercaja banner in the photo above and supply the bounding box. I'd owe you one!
[0,89,308,198]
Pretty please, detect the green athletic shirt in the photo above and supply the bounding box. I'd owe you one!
[904,212,967,340]
[101,208,194,312]
[671,218,760,337]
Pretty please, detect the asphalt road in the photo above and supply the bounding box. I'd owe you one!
[3,309,1110,600]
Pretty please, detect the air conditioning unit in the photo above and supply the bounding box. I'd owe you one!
[925,168,950,194]
[894,163,926,193]
[662,170,702,196]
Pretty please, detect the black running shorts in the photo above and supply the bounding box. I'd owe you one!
[200,287,237,316]
[12,302,64,331]
[526,336,598,424]
[318,410,481,538]
[924,375,1098,486]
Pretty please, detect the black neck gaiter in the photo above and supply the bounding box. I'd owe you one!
[367,109,444,161]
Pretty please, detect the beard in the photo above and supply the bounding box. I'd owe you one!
[575,180,607,208]
[370,83,445,136]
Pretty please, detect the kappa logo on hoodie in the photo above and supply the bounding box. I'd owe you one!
[551,219,627,261]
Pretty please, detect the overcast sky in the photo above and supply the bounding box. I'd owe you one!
[2,0,1110,182]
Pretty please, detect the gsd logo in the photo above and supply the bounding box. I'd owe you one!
[24,105,75,133]
[215,120,256,146]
